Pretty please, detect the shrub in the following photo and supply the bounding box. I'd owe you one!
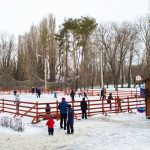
[0,116,24,132]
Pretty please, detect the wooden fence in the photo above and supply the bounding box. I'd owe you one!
[0,95,145,124]
[0,88,140,97]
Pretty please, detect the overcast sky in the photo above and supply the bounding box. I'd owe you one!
[0,0,149,38]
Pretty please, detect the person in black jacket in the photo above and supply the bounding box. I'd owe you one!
[58,97,68,130]
[80,97,88,119]
[70,89,75,101]
[67,104,74,134]
[45,104,51,114]
[107,93,113,110]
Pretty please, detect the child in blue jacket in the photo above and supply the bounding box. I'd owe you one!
[67,104,74,134]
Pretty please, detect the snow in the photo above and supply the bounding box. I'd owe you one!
[0,88,150,150]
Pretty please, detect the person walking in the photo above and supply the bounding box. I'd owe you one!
[58,97,68,130]
[31,87,35,94]
[107,93,113,110]
[104,88,107,99]
[67,104,74,134]
[15,94,20,109]
[80,97,88,119]
[83,91,88,100]
[116,96,124,112]
[13,90,17,96]
[46,115,55,135]
[70,89,75,101]
[54,91,57,99]
[100,88,104,100]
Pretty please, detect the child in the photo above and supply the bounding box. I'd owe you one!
[46,115,55,135]
[15,94,20,109]
[107,93,113,110]
[67,104,74,134]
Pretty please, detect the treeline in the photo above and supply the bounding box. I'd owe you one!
[0,14,149,90]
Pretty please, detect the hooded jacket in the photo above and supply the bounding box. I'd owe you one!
[46,118,55,128]
[58,100,68,114]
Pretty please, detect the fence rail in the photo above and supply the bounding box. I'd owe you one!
[0,95,145,123]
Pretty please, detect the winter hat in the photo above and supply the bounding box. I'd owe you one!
[67,104,71,108]
[62,97,65,100]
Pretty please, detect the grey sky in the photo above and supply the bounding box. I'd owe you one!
[0,0,149,38]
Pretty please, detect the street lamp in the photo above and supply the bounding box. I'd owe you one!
[92,44,104,88]
[100,46,104,88]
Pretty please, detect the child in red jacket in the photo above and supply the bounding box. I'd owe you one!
[46,115,55,135]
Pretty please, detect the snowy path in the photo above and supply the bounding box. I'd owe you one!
[0,112,150,150]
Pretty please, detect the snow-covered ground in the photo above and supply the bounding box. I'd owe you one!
[0,88,150,150]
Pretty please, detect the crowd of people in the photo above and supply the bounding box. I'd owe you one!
[13,88,124,136]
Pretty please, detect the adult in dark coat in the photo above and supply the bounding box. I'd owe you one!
[36,87,41,98]
[31,87,35,94]
[58,97,68,130]
[100,88,104,100]
[70,89,75,101]
[83,92,88,100]
[13,90,17,96]
[67,104,74,134]
[80,97,88,119]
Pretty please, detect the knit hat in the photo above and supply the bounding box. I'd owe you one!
[62,97,65,100]
[67,104,71,108]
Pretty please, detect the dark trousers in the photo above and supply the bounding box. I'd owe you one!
[71,96,74,101]
[82,110,87,119]
[67,122,74,134]
[48,128,54,135]
[60,113,67,129]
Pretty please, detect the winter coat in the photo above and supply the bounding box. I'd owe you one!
[101,89,104,96]
[80,100,87,111]
[70,90,75,97]
[107,95,113,103]
[45,104,51,114]
[58,100,68,114]
[67,108,74,125]
[46,118,54,128]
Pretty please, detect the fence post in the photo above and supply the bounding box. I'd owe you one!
[127,96,129,112]
[115,97,117,113]
[117,90,118,97]
[56,100,59,120]
[72,100,74,110]
[102,98,104,115]
[88,100,90,117]
[36,101,39,123]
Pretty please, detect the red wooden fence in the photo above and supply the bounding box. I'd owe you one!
[0,95,145,123]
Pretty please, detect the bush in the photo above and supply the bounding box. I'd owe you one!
[0,116,24,132]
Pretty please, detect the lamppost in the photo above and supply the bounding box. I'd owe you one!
[100,46,104,88]
[92,44,104,88]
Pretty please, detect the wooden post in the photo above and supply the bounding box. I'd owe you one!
[127,96,129,112]
[36,101,39,123]
[102,98,104,115]
[72,99,74,110]
[115,97,117,113]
